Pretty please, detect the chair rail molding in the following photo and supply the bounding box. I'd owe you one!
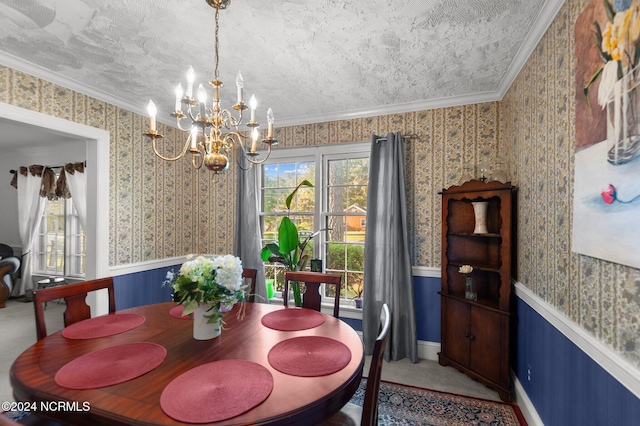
[515,281,640,399]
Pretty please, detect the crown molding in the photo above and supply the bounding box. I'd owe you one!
[495,0,566,99]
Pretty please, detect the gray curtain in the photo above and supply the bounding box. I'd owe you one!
[363,132,418,363]
[234,147,268,303]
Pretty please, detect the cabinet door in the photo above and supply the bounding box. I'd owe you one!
[442,297,471,367]
[469,307,503,384]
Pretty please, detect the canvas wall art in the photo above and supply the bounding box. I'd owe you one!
[573,0,640,269]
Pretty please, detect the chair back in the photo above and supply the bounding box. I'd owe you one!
[283,271,342,318]
[361,303,391,426]
[242,268,257,302]
[32,277,116,341]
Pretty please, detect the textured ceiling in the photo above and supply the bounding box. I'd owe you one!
[0,0,563,128]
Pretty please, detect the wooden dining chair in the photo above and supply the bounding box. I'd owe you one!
[321,303,391,426]
[242,268,257,302]
[283,271,341,318]
[32,277,116,341]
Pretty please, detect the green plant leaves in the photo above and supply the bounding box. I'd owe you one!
[285,179,313,210]
[278,216,300,257]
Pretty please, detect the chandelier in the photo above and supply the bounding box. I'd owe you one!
[144,0,277,174]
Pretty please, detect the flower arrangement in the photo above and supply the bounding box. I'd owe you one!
[585,0,640,105]
[165,254,245,323]
[458,265,476,301]
[458,265,473,275]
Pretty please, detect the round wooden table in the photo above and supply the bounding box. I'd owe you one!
[10,302,364,425]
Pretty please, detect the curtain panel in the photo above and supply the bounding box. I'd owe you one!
[363,132,418,363]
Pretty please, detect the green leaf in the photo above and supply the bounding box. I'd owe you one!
[261,243,280,261]
[285,180,314,210]
[182,300,198,316]
[278,216,299,255]
[604,0,615,21]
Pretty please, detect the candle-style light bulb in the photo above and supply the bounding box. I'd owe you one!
[147,100,157,132]
[250,127,259,153]
[186,66,195,98]
[174,83,184,113]
[197,84,207,118]
[236,71,244,104]
[267,108,274,138]
[190,126,198,149]
[249,95,257,122]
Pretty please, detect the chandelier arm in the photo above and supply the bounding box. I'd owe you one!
[192,151,204,169]
[244,142,273,165]
[175,115,195,132]
[151,137,193,162]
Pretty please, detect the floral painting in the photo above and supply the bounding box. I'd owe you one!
[573,0,640,269]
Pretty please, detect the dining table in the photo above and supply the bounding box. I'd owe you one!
[10,301,365,425]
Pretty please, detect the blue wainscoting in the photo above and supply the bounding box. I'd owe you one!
[413,275,441,343]
[515,297,640,426]
[337,275,441,338]
[112,265,177,310]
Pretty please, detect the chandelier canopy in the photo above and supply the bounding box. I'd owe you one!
[145,0,277,174]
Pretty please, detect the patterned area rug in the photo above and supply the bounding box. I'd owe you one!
[349,379,527,426]
[2,379,526,425]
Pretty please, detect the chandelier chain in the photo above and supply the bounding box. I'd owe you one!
[214,6,220,80]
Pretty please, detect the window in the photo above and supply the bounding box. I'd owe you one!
[34,196,86,277]
[260,143,369,305]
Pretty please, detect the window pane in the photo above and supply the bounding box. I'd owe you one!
[327,242,345,270]
[327,186,347,212]
[327,217,347,242]
[346,244,365,271]
[347,186,367,210]
[347,158,369,185]
[345,272,364,298]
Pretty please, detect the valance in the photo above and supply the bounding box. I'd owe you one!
[10,162,85,200]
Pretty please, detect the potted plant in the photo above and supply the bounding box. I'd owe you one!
[261,180,326,307]
[349,280,364,309]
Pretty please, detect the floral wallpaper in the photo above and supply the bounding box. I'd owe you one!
[501,0,640,367]
[1,0,637,370]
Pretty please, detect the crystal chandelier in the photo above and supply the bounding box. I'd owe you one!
[144,0,277,174]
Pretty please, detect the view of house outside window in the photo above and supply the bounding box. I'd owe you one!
[260,143,369,305]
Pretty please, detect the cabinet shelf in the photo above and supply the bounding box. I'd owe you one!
[447,261,501,273]
[447,232,502,239]
[439,291,503,312]
[439,180,516,402]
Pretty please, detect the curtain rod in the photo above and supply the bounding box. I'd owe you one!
[375,133,419,143]
[9,161,87,174]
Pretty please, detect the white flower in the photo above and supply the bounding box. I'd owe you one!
[598,60,620,108]
[459,265,473,274]
[212,254,243,291]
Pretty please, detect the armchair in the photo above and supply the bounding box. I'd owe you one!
[0,256,20,308]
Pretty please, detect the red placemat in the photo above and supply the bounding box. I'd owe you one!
[169,304,191,319]
[55,342,166,389]
[61,313,146,339]
[267,336,351,377]
[160,360,273,423]
[261,308,325,331]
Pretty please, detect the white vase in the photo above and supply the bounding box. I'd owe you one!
[472,201,489,234]
[193,305,222,340]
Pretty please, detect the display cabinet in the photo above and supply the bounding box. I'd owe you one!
[438,180,516,402]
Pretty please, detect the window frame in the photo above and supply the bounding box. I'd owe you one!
[259,141,370,307]
[33,196,86,279]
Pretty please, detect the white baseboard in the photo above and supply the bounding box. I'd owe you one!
[418,340,440,361]
[513,374,544,426]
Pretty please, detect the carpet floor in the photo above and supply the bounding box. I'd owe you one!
[349,379,527,426]
[2,379,526,425]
